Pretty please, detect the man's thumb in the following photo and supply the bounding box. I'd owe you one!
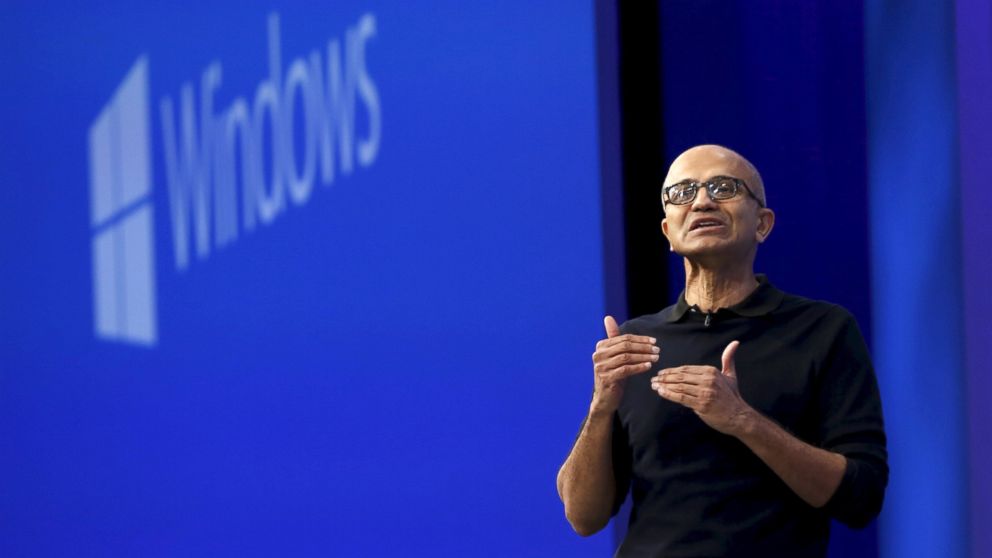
[604,315,621,338]
[721,340,740,377]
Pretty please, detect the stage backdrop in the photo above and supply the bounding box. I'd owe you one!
[0,2,617,556]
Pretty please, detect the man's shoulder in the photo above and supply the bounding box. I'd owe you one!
[620,306,672,334]
[771,289,870,348]
[775,288,857,323]
[618,305,678,334]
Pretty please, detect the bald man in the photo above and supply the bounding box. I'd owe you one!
[557,146,887,557]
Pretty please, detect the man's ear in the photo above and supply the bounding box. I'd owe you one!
[661,219,675,252]
[756,208,775,243]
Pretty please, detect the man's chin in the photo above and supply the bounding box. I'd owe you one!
[676,241,750,264]
[679,239,732,256]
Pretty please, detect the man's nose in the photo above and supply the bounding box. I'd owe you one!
[689,187,717,210]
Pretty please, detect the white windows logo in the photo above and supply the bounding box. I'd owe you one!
[86,13,380,348]
[88,57,159,347]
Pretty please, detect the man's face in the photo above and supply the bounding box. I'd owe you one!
[661,146,773,261]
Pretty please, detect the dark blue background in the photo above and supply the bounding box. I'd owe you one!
[660,1,871,322]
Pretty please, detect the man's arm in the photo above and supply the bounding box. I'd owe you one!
[557,317,657,536]
[652,340,845,508]
[556,407,620,536]
[734,407,846,507]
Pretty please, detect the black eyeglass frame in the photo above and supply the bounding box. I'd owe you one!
[662,176,765,209]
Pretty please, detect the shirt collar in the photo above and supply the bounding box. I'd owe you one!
[665,274,784,323]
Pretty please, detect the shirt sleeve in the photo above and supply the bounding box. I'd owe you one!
[816,309,889,528]
[610,411,632,516]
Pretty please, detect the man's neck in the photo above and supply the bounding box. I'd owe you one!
[683,261,759,313]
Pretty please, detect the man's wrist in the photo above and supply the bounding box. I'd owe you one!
[731,405,762,441]
[587,400,616,422]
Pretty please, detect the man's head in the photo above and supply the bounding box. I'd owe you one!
[661,145,775,264]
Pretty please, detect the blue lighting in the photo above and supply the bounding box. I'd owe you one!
[865,2,968,557]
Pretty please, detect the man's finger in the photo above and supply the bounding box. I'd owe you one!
[596,334,654,352]
[651,379,702,397]
[655,371,705,385]
[597,340,659,359]
[653,384,698,407]
[603,352,658,370]
[603,361,654,382]
[604,315,621,338]
[722,340,740,378]
[600,334,656,348]
[657,365,715,378]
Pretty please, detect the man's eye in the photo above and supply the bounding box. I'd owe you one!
[711,181,735,196]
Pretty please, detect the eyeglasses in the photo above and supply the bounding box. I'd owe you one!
[662,176,765,208]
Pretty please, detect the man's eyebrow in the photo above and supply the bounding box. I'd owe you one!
[667,175,739,186]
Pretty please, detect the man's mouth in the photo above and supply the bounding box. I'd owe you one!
[689,218,725,231]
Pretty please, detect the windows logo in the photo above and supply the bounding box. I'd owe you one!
[87,57,158,346]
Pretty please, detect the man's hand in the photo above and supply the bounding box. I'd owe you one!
[650,340,753,435]
[557,317,659,536]
[591,316,659,415]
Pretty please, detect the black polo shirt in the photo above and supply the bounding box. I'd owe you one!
[611,276,887,558]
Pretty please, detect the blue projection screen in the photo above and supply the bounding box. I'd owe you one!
[0,2,614,556]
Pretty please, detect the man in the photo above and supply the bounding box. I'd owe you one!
[556,145,887,557]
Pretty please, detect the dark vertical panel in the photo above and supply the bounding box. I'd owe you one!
[659,1,872,333]
[617,1,669,320]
